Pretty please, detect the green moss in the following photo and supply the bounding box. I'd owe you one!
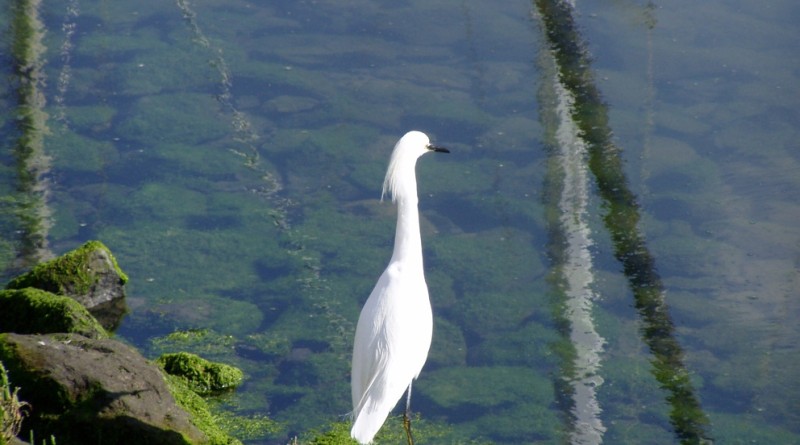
[149,329,242,359]
[305,421,356,445]
[116,93,230,146]
[162,373,242,445]
[157,352,243,395]
[5,240,128,295]
[210,409,280,442]
[0,288,107,339]
[303,417,491,445]
[48,132,119,174]
[426,317,467,368]
[420,366,551,410]
[129,295,263,339]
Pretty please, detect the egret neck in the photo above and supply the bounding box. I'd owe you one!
[390,183,423,268]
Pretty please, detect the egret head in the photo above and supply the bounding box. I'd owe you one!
[382,131,449,202]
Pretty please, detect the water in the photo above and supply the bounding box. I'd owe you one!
[1,0,798,443]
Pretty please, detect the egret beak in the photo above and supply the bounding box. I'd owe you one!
[426,144,450,153]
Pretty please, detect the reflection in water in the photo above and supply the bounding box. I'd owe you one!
[639,1,657,199]
[534,0,713,443]
[4,0,53,274]
[539,51,607,443]
[53,0,80,129]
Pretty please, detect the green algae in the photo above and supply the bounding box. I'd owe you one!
[6,240,127,295]
[127,294,263,339]
[6,0,794,443]
[58,105,116,129]
[0,288,107,339]
[303,421,356,445]
[162,373,242,445]
[47,132,118,174]
[210,409,280,442]
[92,192,286,299]
[157,352,243,395]
[422,366,551,410]
[302,416,490,445]
[117,93,230,146]
[429,228,545,342]
[469,320,560,368]
[426,317,467,368]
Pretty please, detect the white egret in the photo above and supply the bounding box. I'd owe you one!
[351,131,449,445]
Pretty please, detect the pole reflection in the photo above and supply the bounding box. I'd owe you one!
[533,0,713,443]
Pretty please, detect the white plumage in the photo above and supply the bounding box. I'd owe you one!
[350,131,448,444]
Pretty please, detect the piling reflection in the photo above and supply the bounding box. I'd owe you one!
[533,0,713,443]
[538,42,606,445]
[3,0,53,278]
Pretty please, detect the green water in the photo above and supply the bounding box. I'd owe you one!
[1,0,798,443]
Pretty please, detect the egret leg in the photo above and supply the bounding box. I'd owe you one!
[403,382,415,445]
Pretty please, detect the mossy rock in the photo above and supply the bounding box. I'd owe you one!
[0,288,108,339]
[5,241,128,331]
[6,241,128,300]
[162,373,243,445]
[0,333,207,445]
[157,352,243,395]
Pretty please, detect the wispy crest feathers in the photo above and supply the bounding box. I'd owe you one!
[381,131,429,202]
[381,148,403,202]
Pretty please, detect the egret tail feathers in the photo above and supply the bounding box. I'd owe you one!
[351,398,392,444]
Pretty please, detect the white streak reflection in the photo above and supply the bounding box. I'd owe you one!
[553,74,607,445]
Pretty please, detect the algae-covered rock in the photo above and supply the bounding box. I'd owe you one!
[5,241,128,331]
[162,373,243,445]
[0,288,107,339]
[157,352,243,395]
[0,333,207,445]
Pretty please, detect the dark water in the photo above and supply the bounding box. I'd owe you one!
[1,0,798,443]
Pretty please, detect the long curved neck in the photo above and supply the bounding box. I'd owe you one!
[389,192,423,268]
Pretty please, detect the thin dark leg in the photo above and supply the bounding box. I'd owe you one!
[403,382,415,445]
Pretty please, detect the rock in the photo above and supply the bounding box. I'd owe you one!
[0,333,207,445]
[5,241,128,331]
[0,288,108,339]
[157,352,243,395]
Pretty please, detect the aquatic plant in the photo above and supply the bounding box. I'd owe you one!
[1,361,30,444]
[157,352,244,395]
[163,373,243,445]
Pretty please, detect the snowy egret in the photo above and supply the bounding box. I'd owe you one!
[351,131,449,445]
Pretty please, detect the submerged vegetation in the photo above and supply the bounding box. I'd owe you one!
[0,0,796,443]
[158,352,244,395]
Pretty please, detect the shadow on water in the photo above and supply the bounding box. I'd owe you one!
[1,0,53,280]
[533,0,713,443]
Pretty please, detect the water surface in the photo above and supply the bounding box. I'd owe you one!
[1,0,798,443]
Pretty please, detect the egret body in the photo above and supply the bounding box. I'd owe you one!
[351,131,449,444]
